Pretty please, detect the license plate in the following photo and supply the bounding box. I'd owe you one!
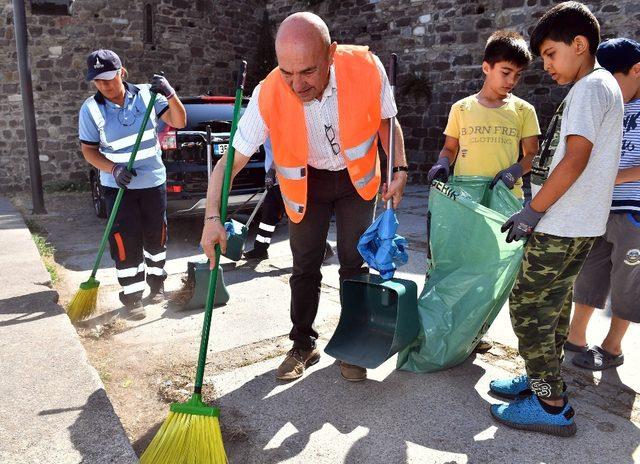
[214,143,228,155]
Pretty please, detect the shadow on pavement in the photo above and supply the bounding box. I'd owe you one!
[64,389,137,463]
[0,290,59,327]
[216,359,494,463]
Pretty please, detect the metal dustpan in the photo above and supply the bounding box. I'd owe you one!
[325,54,419,368]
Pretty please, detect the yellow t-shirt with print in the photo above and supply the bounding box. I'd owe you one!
[444,94,541,199]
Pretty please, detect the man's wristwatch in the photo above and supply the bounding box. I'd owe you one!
[392,165,409,174]
[205,215,221,223]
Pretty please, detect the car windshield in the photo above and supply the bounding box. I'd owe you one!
[157,102,246,132]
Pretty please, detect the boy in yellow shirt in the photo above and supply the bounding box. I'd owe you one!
[427,30,541,352]
[428,30,541,200]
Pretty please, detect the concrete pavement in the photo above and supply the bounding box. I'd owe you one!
[4,187,640,463]
[214,186,640,463]
[0,197,137,464]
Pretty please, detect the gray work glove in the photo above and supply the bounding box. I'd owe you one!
[490,163,523,190]
[427,157,451,184]
[150,74,175,99]
[501,203,544,243]
[112,164,136,189]
[265,168,276,190]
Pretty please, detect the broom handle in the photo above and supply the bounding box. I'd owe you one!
[194,61,247,393]
[386,53,397,210]
[89,90,158,278]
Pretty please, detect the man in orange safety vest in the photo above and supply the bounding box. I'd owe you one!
[200,12,408,382]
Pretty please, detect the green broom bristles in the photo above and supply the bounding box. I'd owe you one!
[66,277,100,322]
[140,394,227,464]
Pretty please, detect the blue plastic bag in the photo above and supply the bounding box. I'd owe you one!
[358,208,409,280]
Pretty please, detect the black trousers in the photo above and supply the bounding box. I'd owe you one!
[104,184,167,305]
[253,185,285,251]
[288,167,375,349]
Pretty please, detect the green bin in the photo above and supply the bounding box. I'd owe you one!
[222,219,248,261]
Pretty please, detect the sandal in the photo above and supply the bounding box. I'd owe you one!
[572,345,624,371]
[564,341,588,353]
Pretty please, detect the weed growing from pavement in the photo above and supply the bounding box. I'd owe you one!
[32,234,58,283]
[25,218,59,284]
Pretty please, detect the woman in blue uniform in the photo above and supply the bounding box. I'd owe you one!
[78,50,186,319]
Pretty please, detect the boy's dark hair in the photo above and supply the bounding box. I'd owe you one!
[530,1,600,57]
[483,30,532,68]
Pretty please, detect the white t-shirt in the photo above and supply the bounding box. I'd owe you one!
[531,68,624,237]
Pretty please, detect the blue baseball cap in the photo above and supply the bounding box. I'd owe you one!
[86,49,122,81]
[597,38,640,74]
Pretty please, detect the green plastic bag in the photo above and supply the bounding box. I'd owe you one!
[397,176,524,373]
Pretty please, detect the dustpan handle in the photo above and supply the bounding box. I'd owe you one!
[244,188,269,228]
[386,53,397,210]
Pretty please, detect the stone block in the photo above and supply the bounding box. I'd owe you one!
[48,46,62,57]
[502,0,525,8]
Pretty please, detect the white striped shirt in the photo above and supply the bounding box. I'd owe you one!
[612,98,640,213]
[233,53,397,171]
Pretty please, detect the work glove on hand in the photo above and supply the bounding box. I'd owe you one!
[427,157,451,184]
[501,203,544,243]
[265,168,276,190]
[112,164,136,189]
[150,74,175,99]
[490,163,523,190]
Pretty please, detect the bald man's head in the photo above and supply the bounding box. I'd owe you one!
[275,12,337,102]
[276,12,331,51]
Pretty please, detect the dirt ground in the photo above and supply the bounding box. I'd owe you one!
[12,191,341,456]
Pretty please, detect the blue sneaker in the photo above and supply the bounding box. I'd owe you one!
[490,394,577,437]
[489,374,531,399]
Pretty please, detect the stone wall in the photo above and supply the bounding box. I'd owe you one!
[0,0,269,192]
[2,0,640,191]
[267,0,640,182]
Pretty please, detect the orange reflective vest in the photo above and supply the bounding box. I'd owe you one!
[258,45,382,223]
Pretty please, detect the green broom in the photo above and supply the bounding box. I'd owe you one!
[66,90,158,322]
[140,61,248,464]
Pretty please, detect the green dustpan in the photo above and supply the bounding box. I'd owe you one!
[325,274,418,368]
[182,258,230,310]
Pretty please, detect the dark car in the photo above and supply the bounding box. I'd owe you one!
[90,95,265,218]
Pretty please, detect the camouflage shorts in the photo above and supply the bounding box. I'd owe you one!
[510,232,595,399]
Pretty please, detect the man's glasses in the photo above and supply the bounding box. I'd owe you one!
[324,124,341,156]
